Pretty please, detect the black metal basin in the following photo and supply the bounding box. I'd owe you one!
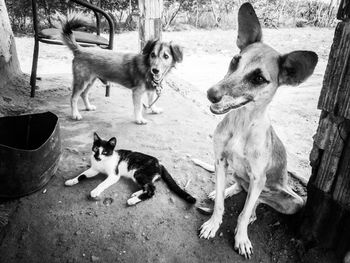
[0,112,61,198]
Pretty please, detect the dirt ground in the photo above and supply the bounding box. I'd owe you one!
[0,28,339,262]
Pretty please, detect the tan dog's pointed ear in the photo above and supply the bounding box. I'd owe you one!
[279,51,318,86]
[236,3,262,50]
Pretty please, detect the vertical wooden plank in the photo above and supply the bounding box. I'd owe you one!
[300,2,350,259]
[138,0,163,51]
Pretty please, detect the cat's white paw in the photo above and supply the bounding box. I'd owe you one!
[72,112,82,121]
[86,105,97,111]
[65,178,77,186]
[127,196,142,206]
[131,190,143,198]
[90,189,100,200]
[135,117,148,125]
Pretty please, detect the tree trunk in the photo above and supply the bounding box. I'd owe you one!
[138,0,163,50]
[299,1,350,261]
[0,0,29,116]
[0,0,22,89]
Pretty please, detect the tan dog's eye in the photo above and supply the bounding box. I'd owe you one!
[164,54,169,59]
[252,75,266,85]
[150,52,156,58]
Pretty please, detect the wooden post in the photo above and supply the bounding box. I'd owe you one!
[138,0,163,51]
[299,0,350,260]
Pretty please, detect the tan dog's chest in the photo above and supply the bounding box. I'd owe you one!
[214,109,271,187]
[223,135,250,182]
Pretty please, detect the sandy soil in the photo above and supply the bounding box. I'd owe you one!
[0,28,338,262]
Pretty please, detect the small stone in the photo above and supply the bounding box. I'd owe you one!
[184,215,189,219]
[42,189,47,194]
[219,232,223,237]
[145,236,150,241]
[169,197,175,204]
[82,253,86,257]
[141,232,146,236]
[91,255,100,262]
[103,197,113,206]
[74,230,82,236]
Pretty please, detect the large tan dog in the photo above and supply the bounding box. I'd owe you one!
[61,15,183,124]
[197,3,318,259]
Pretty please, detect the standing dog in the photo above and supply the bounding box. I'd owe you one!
[61,16,183,124]
[197,3,318,259]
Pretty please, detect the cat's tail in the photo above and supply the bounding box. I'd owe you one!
[160,165,196,204]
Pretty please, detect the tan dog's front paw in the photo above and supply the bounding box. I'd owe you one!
[135,117,148,125]
[234,230,253,259]
[199,217,222,239]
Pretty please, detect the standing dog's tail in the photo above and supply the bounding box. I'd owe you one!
[60,13,92,55]
[160,165,196,204]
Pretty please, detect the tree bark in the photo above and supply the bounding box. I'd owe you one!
[0,0,24,90]
[138,0,163,50]
[299,2,350,261]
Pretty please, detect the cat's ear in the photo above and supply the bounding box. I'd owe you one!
[108,137,117,148]
[93,132,101,142]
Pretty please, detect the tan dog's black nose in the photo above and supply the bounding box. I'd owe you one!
[152,68,159,74]
[207,88,222,103]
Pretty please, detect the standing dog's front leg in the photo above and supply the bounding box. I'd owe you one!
[234,170,266,259]
[199,158,227,239]
[132,87,148,125]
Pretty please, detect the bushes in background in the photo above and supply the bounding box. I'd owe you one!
[5,0,338,34]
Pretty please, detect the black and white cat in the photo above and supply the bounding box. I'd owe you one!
[65,133,196,205]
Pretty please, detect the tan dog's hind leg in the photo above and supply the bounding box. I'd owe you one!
[133,87,148,125]
[81,78,97,111]
[147,90,163,114]
[259,185,304,215]
[199,159,226,239]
